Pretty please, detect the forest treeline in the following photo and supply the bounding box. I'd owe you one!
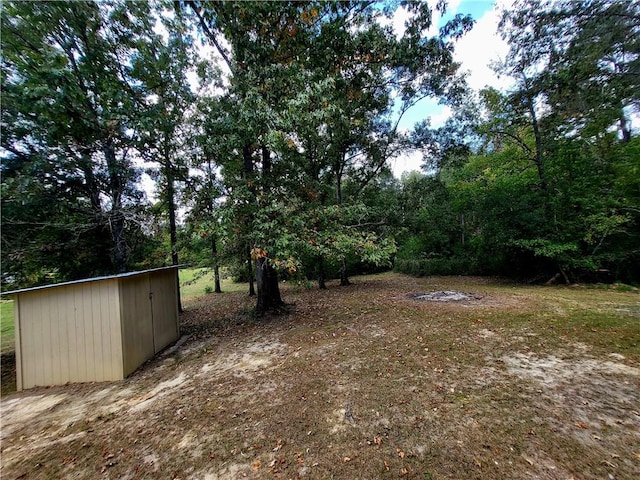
[1,0,639,311]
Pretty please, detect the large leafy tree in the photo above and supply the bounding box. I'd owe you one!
[499,0,640,143]
[132,7,198,273]
[1,1,159,284]
[185,0,472,313]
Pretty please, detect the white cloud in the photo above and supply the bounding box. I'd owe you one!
[390,148,423,179]
[378,4,409,38]
[454,1,514,93]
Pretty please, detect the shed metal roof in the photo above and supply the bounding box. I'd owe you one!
[1,265,181,297]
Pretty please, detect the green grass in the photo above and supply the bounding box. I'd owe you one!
[1,300,14,354]
[179,267,248,301]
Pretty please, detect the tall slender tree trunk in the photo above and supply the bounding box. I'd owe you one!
[340,258,350,286]
[212,232,222,293]
[104,140,127,273]
[243,144,256,297]
[247,247,256,296]
[109,210,127,274]
[317,255,327,290]
[526,93,548,193]
[336,152,350,287]
[165,156,183,312]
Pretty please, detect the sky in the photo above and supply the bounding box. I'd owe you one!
[390,0,513,177]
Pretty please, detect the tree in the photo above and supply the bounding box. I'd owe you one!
[499,0,639,144]
[392,0,639,282]
[489,0,640,280]
[1,1,158,285]
[184,1,472,313]
[131,5,203,309]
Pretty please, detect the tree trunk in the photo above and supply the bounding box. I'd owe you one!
[255,256,284,315]
[340,258,350,286]
[527,98,547,192]
[336,152,351,286]
[109,210,127,274]
[104,140,127,273]
[335,155,344,205]
[212,232,222,293]
[242,145,256,297]
[165,157,183,312]
[317,255,327,290]
[247,247,256,296]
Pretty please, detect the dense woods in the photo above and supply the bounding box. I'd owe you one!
[2,0,639,311]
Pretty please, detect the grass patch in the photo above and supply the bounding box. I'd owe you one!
[179,267,248,301]
[1,300,14,354]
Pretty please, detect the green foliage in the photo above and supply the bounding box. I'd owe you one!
[395,255,475,277]
[1,0,162,285]
[5,0,636,290]
[393,0,640,283]
[184,0,470,294]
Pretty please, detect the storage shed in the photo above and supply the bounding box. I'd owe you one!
[5,266,180,390]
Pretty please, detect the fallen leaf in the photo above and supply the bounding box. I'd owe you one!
[252,459,261,471]
[384,460,390,471]
[343,456,351,463]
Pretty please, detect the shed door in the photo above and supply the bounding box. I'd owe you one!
[149,270,179,353]
[120,274,154,376]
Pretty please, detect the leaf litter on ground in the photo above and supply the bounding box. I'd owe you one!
[1,272,639,479]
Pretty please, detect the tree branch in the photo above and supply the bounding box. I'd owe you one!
[185,1,233,75]
[486,129,533,154]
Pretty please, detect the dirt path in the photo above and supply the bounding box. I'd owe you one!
[1,274,639,479]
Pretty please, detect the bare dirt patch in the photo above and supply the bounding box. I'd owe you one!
[411,290,483,302]
[1,273,639,479]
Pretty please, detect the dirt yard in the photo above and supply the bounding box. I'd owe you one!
[1,273,639,479]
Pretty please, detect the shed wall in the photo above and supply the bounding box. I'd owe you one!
[15,279,123,390]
